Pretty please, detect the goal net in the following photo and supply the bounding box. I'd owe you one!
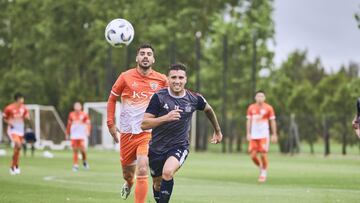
[1,105,68,150]
[84,102,121,150]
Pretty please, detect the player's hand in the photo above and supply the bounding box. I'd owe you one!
[165,109,183,121]
[109,126,120,143]
[210,131,223,144]
[65,134,69,140]
[352,120,359,129]
[271,134,278,143]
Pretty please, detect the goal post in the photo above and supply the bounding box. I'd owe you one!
[84,102,121,150]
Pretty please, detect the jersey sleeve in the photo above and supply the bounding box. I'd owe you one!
[23,106,29,119]
[246,106,252,119]
[196,94,207,111]
[269,106,276,120]
[2,106,11,119]
[111,73,126,97]
[145,94,161,116]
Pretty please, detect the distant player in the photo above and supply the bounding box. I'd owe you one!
[352,116,360,138]
[107,44,168,203]
[66,102,91,172]
[23,128,37,156]
[141,63,223,203]
[2,92,30,175]
[246,90,277,183]
[352,97,360,138]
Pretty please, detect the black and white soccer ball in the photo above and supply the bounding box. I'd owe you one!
[105,18,134,47]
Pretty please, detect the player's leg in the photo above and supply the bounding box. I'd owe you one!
[79,139,89,169]
[152,176,162,203]
[30,142,35,157]
[10,135,22,175]
[22,142,27,156]
[159,148,189,203]
[71,140,79,171]
[134,132,151,203]
[121,164,136,198]
[258,138,269,183]
[119,133,137,199]
[249,140,260,168]
[149,149,166,203]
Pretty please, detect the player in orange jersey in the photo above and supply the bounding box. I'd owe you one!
[246,90,277,183]
[107,44,168,203]
[2,92,30,175]
[66,102,91,172]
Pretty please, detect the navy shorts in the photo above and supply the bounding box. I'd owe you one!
[148,147,189,177]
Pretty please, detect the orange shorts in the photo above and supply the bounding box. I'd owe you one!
[248,137,269,153]
[120,132,151,166]
[10,134,24,144]
[71,139,85,149]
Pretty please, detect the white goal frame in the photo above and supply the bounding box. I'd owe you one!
[84,102,121,150]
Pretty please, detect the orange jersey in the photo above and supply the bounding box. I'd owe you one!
[66,111,91,139]
[246,103,275,139]
[108,68,168,134]
[2,103,29,136]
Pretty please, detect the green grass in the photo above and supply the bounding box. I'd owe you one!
[0,147,360,203]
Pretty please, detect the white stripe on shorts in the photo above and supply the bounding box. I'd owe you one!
[179,149,188,166]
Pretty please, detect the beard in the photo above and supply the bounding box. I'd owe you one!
[138,60,152,70]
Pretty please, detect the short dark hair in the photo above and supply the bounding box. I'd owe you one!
[137,43,154,53]
[169,63,187,73]
[14,92,24,101]
[255,90,266,95]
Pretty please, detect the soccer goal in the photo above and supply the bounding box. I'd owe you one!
[26,105,69,150]
[83,102,121,150]
[1,105,68,149]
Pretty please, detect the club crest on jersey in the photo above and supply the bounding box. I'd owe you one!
[150,82,158,90]
[163,103,169,110]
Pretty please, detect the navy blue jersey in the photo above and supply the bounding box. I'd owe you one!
[145,88,207,154]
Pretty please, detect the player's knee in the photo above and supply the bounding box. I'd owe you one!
[250,151,257,158]
[162,168,174,180]
[136,165,148,176]
[123,171,134,181]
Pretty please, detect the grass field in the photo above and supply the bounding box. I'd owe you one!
[0,146,360,203]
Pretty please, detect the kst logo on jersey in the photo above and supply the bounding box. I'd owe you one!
[132,91,154,99]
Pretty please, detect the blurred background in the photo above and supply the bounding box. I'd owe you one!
[1,0,360,155]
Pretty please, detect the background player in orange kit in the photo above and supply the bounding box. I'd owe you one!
[66,102,91,172]
[107,44,168,203]
[246,90,277,183]
[2,92,30,175]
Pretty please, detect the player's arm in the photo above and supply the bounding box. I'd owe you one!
[85,114,91,137]
[2,108,12,127]
[246,119,251,141]
[246,107,252,141]
[203,103,222,144]
[352,115,358,129]
[107,74,126,143]
[269,107,278,143]
[65,114,72,140]
[141,94,182,130]
[270,119,278,143]
[141,111,182,130]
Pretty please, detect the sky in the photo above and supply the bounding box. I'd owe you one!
[273,0,360,72]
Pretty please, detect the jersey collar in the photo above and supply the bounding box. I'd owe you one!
[167,87,186,98]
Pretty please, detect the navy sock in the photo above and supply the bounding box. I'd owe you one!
[153,185,160,203]
[159,179,174,203]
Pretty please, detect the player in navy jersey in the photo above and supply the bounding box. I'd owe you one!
[141,63,223,203]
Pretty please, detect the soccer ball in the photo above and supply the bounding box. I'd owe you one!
[105,18,134,47]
